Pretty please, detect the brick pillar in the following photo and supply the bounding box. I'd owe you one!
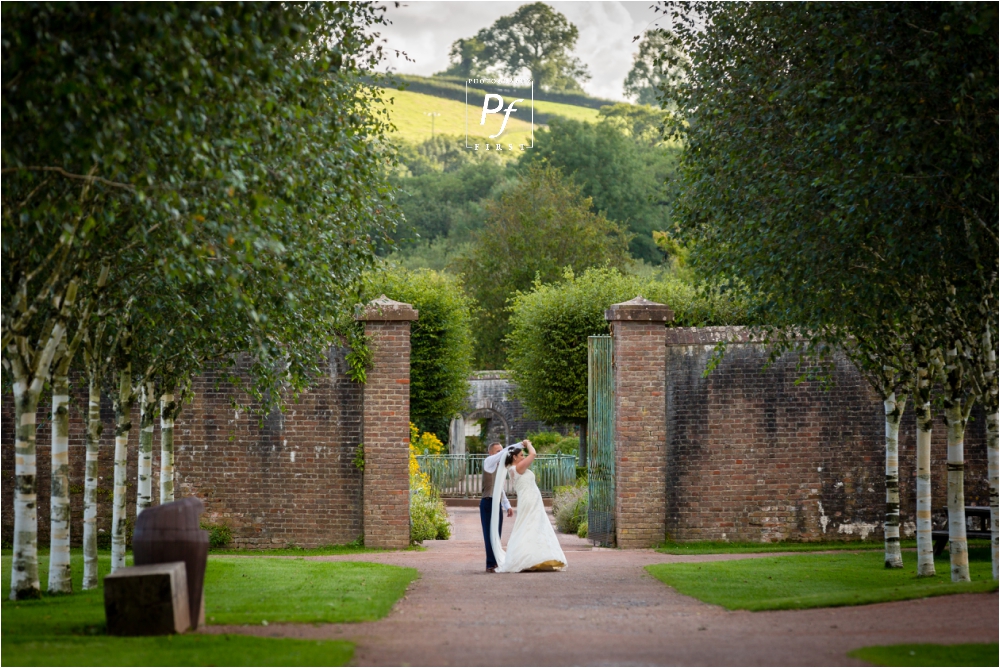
[357,295,418,549]
[606,296,673,548]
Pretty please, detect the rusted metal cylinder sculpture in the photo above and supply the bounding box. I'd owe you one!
[132,497,209,628]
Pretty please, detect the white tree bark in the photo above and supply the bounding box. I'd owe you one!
[944,397,970,582]
[136,381,156,516]
[160,392,177,504]
[82,377,102,590]
[883,392,906,568]
[7,319,65,600]
[111,365,133,572]
[914,364,936,577]
[47,340,73,594]
[982,328,998,580]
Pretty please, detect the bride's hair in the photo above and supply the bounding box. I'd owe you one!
[504,446,523,467]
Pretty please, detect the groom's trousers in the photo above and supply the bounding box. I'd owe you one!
[479,497,504,569]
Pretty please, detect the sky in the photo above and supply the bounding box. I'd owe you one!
[376,1,670,101]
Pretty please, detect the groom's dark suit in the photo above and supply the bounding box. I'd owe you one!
[480,466,510,570]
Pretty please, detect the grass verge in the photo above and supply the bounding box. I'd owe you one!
[657,538,990,555]
[2,550,417,666]
[847,642,999,667]
[646,547,997,611]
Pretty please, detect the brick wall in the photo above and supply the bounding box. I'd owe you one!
[664,329,989,542]
[359,297,417,549]
[607,297,673,548]
[3,347,365,550]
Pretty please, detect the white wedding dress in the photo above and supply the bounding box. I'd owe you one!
[492,467,567,573]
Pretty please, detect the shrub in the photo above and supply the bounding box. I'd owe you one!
[410,423,445,455]
[202,522,233,549]
[507,266,749,432]
[554,436,580,455]
[552,481,588,534]
[577,520,588,539]
[526,431,563,452]
[410,488,451,543]
[409,428,451,543]
[365,268,473,441]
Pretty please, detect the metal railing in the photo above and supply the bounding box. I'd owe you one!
[415,453,578,498]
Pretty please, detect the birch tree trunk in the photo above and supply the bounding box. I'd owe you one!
[82,377,102,590]
[914,364,936,577]
[160,391,178,504]
[944,398,971,582]
[883,393,906,568]
[47,341,73,594]
[111,365,133,572]
[136,381,156,516]
[988,407,998,580]
[983,329,998,580]
[10,378,42,599]
[7,320,65,600]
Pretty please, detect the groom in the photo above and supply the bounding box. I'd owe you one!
[481,442,513,573]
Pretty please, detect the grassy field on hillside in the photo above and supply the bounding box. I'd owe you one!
[379,88,600,145]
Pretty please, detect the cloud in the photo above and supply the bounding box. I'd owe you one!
[376,1,665,102]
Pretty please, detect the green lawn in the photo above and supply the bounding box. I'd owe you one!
[2,550,417,666]
[646,547,997,611]
[848,643,999,667]
[209,543,396,557]
[658,539,918,555]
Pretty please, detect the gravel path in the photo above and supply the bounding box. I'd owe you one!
[203,506,998,666]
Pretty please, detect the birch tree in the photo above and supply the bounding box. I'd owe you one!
[4,281,75,599]
[664,2,996,568]
[109,330,134,573]
[5,4,402,597]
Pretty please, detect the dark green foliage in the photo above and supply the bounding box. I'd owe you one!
[506,267,747,424]
[665,2,997,386]
[390,139,514,251]
[3,2,400,410]
[623,29,688,108]
[459,165,632,368]
[473,3,589,91]
[364,267,473,440]
[524,116,680,262]
[201,522,232,549]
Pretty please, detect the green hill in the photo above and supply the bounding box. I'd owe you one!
[377,75,605,145]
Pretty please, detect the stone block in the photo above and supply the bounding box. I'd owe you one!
[104,561,190,635]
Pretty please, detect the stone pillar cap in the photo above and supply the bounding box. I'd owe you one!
[605,295,673,322]
[356,294,419,321]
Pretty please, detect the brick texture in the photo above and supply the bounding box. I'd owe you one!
[2,348,364,550]
[664,331,989,542]
[607,297,674,548]
[359,297,417,549]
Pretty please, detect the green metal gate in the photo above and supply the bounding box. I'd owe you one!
[587,335,615,547]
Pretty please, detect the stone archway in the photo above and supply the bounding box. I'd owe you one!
[449,402,513,454]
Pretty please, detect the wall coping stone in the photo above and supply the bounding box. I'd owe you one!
[356,295,418,322]
[605,295,674,323]
[665,326,753,346]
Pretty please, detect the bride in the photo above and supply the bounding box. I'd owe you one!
[486,440,567,572]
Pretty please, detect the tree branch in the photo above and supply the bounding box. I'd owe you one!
[2,166,134,192]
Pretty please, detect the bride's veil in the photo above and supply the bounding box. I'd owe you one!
[484,445,516,569]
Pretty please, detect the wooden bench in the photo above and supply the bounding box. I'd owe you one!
[932,506,992,556]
